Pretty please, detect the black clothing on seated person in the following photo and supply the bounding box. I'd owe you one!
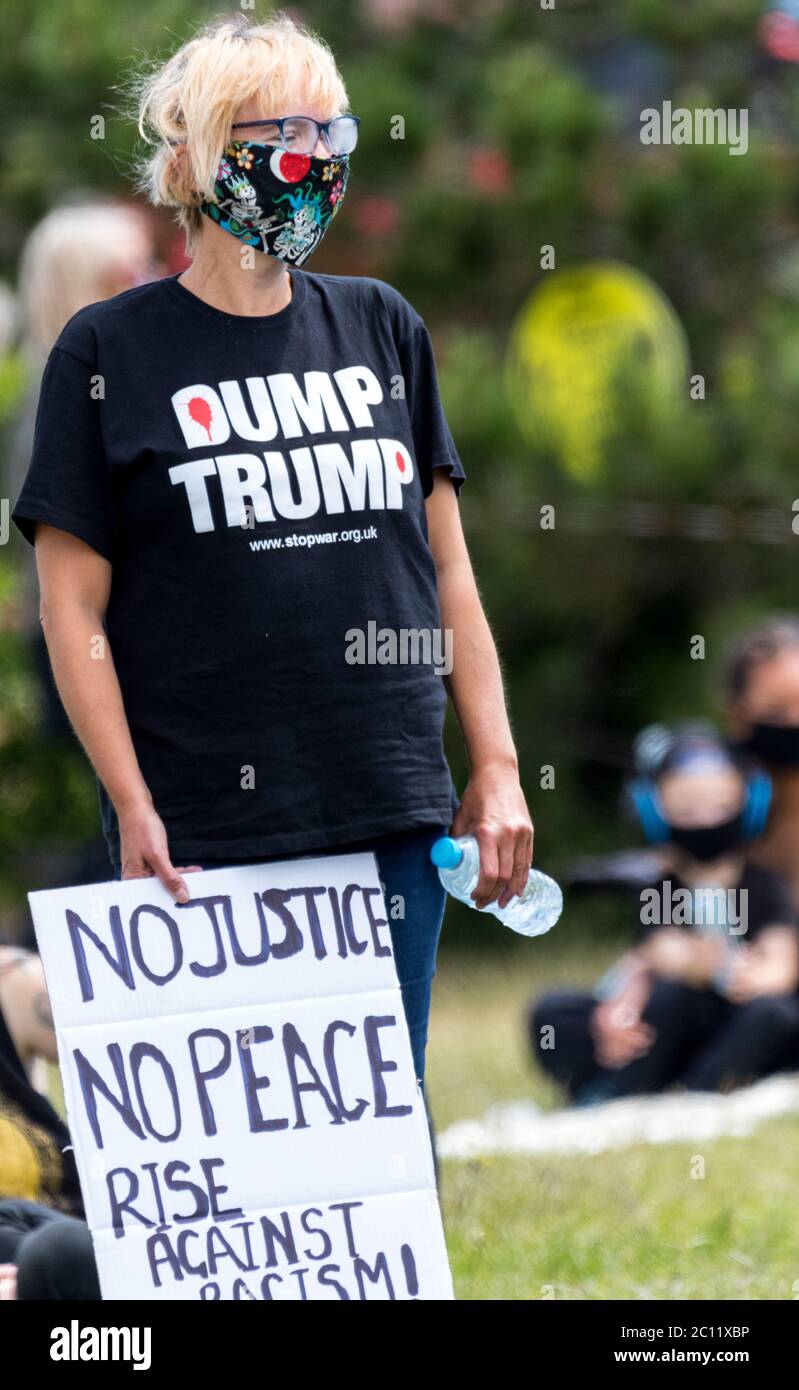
[531,983,799,1098]
[634,864,795,947]
[0,1197,99,1299]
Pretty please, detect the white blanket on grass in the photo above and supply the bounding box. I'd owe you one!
[438,1073,799,1159]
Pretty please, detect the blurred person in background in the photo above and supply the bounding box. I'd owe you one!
[8,199,156,736]
[726,616,799,911]
[1,201,158,935]
[530,724,799,1104]
[0,200,154,1300]
[0,943,98,1300]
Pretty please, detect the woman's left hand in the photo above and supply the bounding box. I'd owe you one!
[450,762,534,909]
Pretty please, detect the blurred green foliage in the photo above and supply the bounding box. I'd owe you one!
[1,0,798,926]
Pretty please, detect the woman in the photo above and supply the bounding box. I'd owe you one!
[12,13,532,1089]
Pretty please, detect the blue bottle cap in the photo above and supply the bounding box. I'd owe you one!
[431,836,463,869]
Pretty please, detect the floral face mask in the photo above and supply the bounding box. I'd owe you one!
[199,141,349,266]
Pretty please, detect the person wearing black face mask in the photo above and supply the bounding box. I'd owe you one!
[529,724,799,1103]
[726,617,799,911]
[667,815,748,864]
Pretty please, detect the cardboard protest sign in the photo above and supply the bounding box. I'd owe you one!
[29,853,454,1301]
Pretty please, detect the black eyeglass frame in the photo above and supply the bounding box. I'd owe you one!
[229,114,360,156]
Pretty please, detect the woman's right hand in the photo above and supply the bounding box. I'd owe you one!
[118,800,200,903]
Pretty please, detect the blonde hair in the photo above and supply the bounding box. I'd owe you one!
[134,12,349,253]
[19,201,149,362]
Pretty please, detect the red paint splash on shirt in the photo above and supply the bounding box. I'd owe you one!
[188,396,213,441]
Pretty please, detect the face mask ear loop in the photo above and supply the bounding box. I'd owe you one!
[742,771,772,837]
[629,780,670,843]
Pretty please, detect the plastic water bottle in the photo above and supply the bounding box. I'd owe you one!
[430,835,563,938]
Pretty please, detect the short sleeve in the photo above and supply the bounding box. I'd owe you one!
[633,876,678,944]
[401,320,467,500]
[12,345,117,564]
[745,867,797,938]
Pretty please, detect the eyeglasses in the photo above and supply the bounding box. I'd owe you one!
[230,114,360,157]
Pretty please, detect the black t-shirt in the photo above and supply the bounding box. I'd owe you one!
[13,270,466,861]
[636,864,796,945]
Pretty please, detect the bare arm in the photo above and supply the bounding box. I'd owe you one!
[726,925,799,1000]
[597,948,654,1011]
[0,947,57,1065]
[643,927,726,988]
[34,524,194,901]
[426,472,533,908]
[591,949,656,1068]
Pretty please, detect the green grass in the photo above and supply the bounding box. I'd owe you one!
[427,938,799,1300]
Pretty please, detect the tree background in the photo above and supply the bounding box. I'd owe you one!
[1,0,797,942]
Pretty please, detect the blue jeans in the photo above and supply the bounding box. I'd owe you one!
[110,823,448,1086]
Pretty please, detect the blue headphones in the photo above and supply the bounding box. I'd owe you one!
[628,724,772,845]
